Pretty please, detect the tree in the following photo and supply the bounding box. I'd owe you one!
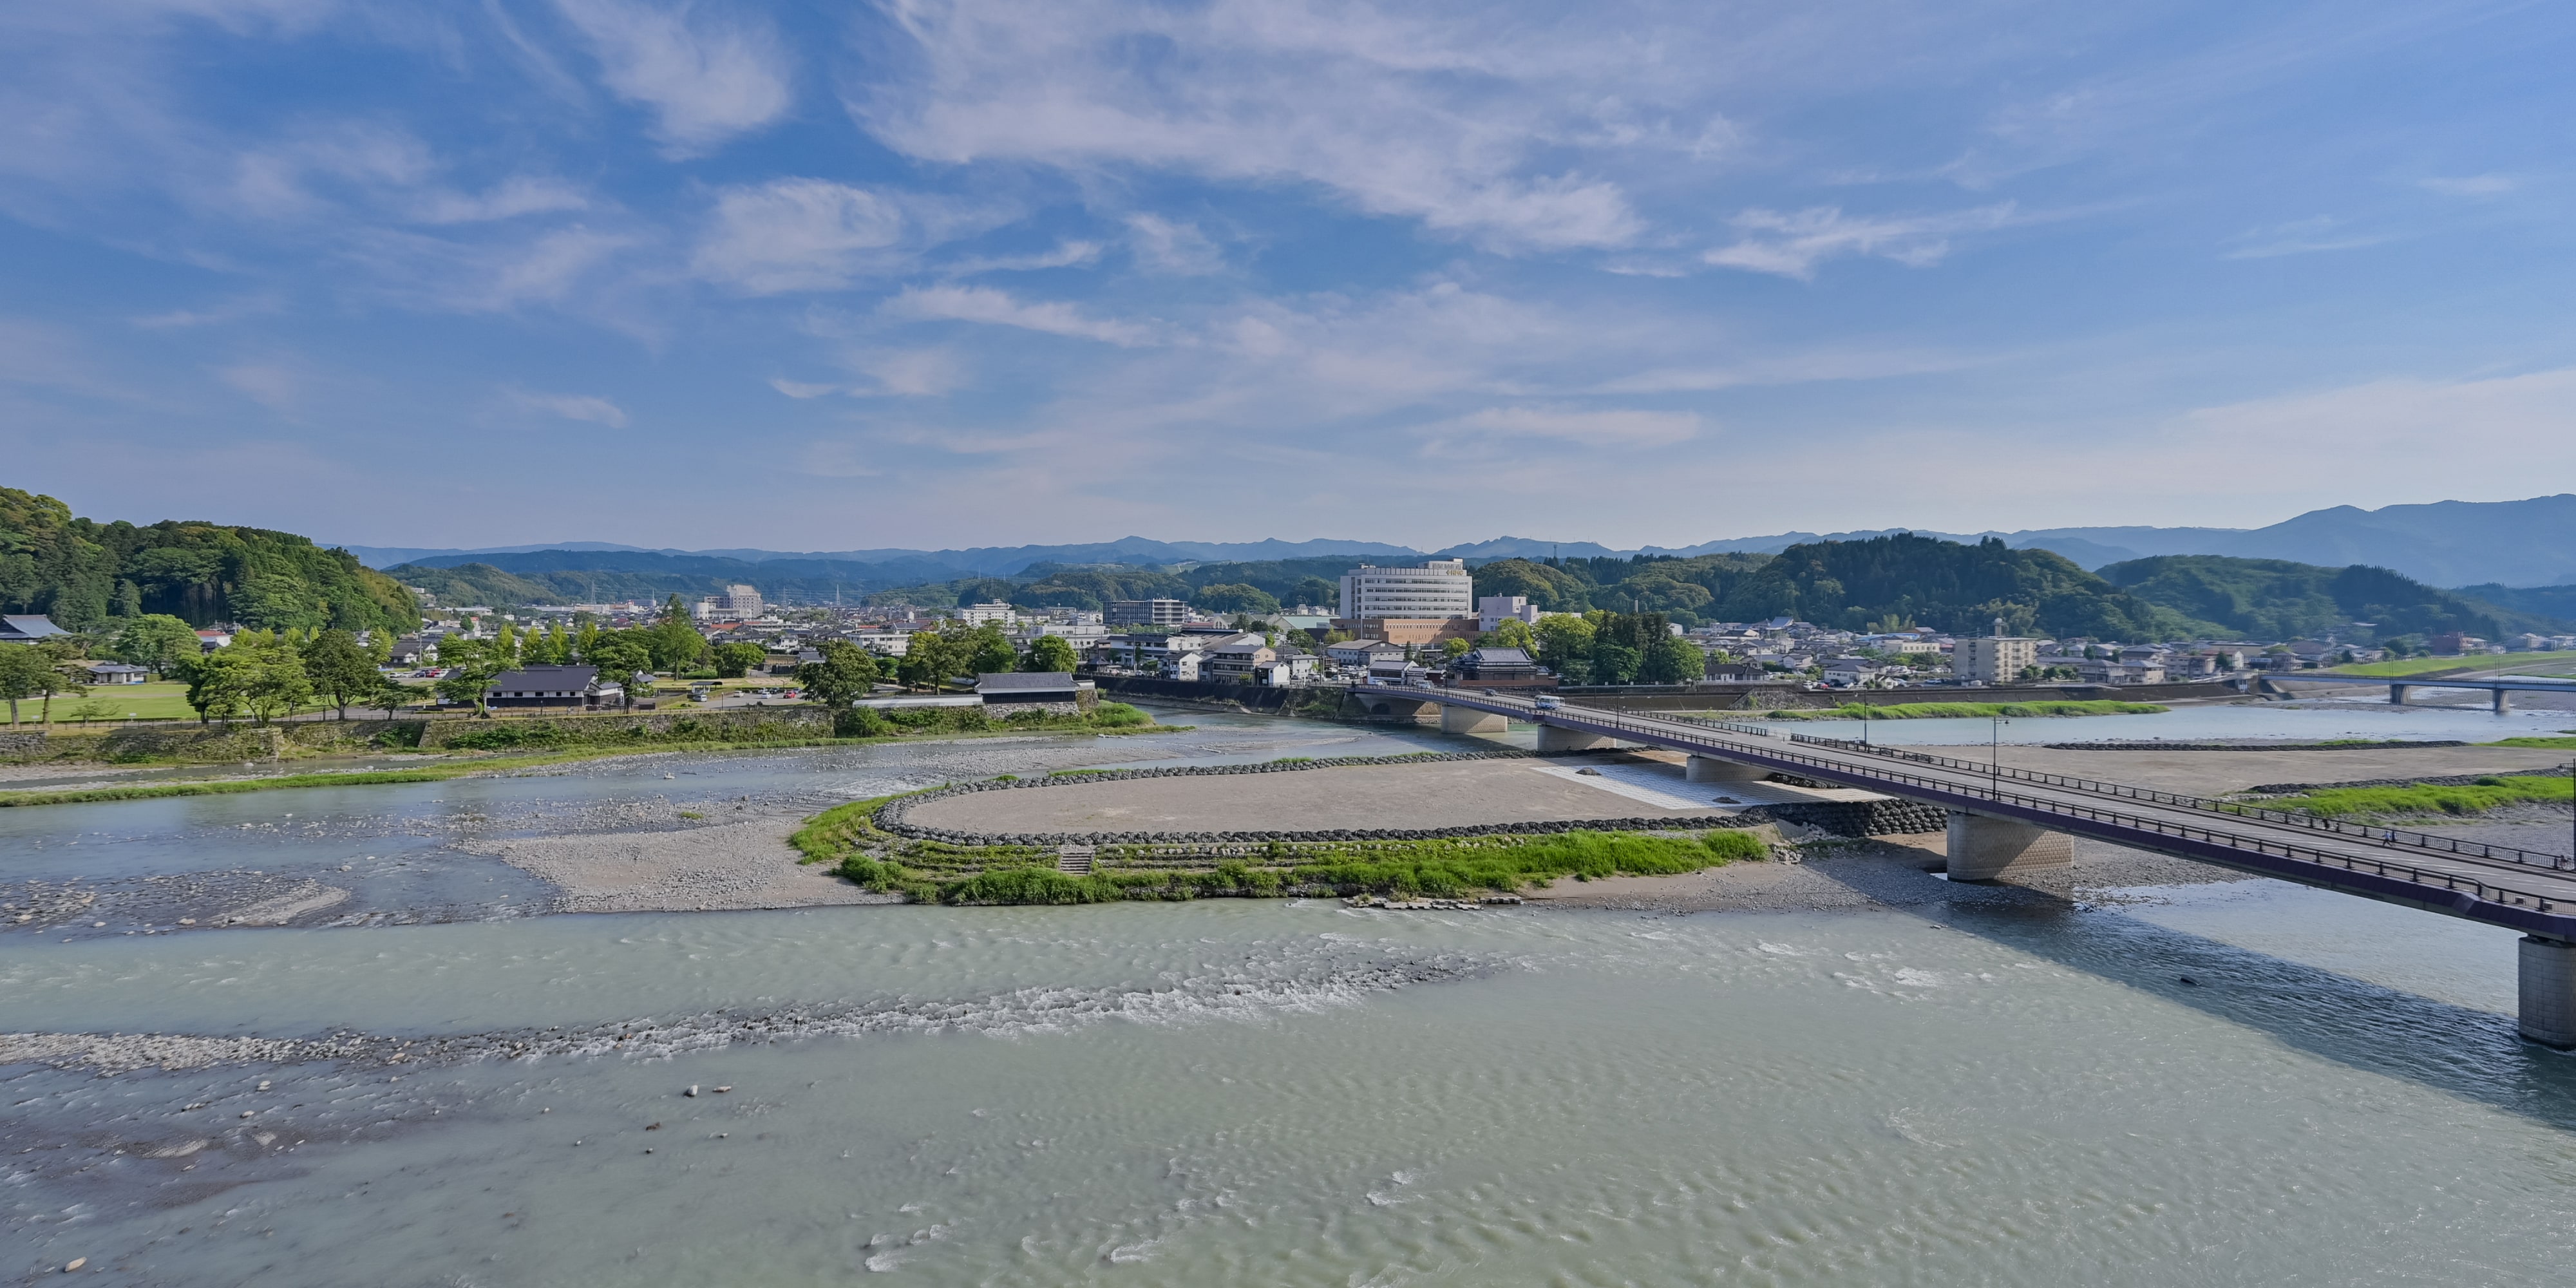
[0,647,45,724]
[646,615,710,672]
[234,634,313,724]
[373,674,415,718]
[1441,637,1472,660]
[582,636,653,710]
[1533,614,1596,683]
[230,573,323,630]
[963,623,1017,676]
[712,641,766,679]
[1641,634,1705,685]
[181,649,252,724]
[796,640,882,708]
[432,636,508,715]
[300,629,381,719]
[111,614,202,677]
[1193,583,1280,615]
[897,630,965,690]
[30,662,75,723]
[1022,635,1079,673]
[1477,618,1537,652]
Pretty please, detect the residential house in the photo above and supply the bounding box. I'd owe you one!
[484,665,618,709]
[1449,647,1543,685]
[1200,633,1278,684]
[1327,639,1406,672]
[388,634,440,665]
[0,615,68,644]
[1821,656,1882,687]
[86,663,150,685]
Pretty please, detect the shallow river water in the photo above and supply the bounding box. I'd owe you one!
[6,707,2576,1285]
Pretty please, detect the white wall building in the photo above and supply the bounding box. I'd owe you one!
[1478,595,1541,632]
[1954,634,2041,683]
[958,601,1016,627]
[1340,560,1473,619]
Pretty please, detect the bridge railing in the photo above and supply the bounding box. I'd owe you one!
[1443,690,2576,881]
[1520,702,2574,913]
[1774,730,2575,873]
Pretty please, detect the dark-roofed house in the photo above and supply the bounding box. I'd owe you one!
[1,615,68,644]
[484,665,616,709]
[1448,647,1548,688]
[86,663,151,685]
[976,672,1094,715]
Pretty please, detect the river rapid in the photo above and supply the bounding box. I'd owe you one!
[6,706,2576,1285]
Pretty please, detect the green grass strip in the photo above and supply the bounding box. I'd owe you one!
[2249,775,2573,820]
[2486,736,2576,749]
[1766,700,2167,721]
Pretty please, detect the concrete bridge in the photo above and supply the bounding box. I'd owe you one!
[1367,684,2576,1047]
[2264,671,2576,713]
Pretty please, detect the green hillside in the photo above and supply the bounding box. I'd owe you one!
[2099,555,2501,641]
[1475,536,2203,636]
[0,486,417,634]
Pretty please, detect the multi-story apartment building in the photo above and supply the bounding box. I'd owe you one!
[1340,560,1473,620]
[1106,599,1188,628]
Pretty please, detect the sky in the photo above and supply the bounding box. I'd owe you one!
[3,0,2571,553]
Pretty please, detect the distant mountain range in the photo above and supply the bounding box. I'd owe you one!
[349,493,2576,592]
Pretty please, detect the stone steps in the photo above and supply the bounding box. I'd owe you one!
[1055,846,1095,875]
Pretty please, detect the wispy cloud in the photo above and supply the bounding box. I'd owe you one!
[2222,215,2392,260]
[415,175,591,224]
[882,284,1156,346]
[552,0,793,156]
[693,178,907,294]
[215,361,305,412]
[1432,404,1701,448]
[1125,214,1225,274]
[2417,173,2517,198]
[945,240,1103,275]
[509,387,630,428]
[1705,204,2022,279]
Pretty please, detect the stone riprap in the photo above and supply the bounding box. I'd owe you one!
[878,752,1942,846]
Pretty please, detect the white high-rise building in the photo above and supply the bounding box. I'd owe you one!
[1478,595,1541,632]
[1340,560,1474,619]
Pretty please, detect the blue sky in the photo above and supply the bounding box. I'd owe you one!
[3,0,2570,552]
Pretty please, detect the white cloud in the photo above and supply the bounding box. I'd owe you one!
[694,178,907,294]
[2417,174,2517,198]
[855,0,1645,251]
[1435,404,1701,447]
[849,347,965,396]
[1125,214,1224,274]
[416,175,591,223]
[2222,215,2392,260]
[770,377,838,399]
[131,296,282,329]
[882,284,1155,346]
[947,240,1103,274]
[216,361,303,411]
[1705,204,2020,279]
[510,387,630,428]
[552,0,793,155]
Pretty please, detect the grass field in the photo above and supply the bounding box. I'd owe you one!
[2249,775,2573,819]
[2327,651,2576,678]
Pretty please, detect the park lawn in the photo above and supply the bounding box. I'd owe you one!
[19,679,196,723]
[2252,775,2573,819]
[2327,650,2576,679]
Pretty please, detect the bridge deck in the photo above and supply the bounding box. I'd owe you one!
[1398,687,2576,940]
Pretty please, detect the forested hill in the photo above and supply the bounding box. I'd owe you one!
[2100,556,2517,639]
[0,486,417,634]
[1472,536,2208,638]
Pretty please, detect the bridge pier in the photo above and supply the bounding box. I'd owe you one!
[2494,688,2512,714]
[2520,937,2576,1048]
[1685,755,1766,782]
[2389,683,2409,705]
[1439,705,1509,735]
[1945,811,2072,880]
[1535,725,1615,753]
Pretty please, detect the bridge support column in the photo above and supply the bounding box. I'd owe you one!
[1685,755,1766,782]
[1944,811,2072,881]
[2494,688,2512,714]
[2389,683,2409,705]
[1535,725,1614,753]
[1439,705,1508,735]
[2521,938,2576,1048]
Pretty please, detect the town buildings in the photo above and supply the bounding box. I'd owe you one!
[1953,627,2041,683]
[1339,560,1473,619]
[483,665,620,709]
[1106,599,1188,628]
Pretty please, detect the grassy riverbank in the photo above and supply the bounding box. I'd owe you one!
[792,791,1770,904]
[1766,700,2168,721]
[0,705,1180,810]
[2251,775,2573,820]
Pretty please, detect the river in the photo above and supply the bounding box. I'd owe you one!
[5,703,2575,1285]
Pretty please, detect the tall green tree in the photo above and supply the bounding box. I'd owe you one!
[0,647,46,724]
[180,649,251,724]
[1021,634,1079,672]
[232,633,313,724]
[582,636,653,710]
[1640,634,1705,685]
[1533,614,1596,683]
[109,614,202,676]
[431,636,507,715]
[963,623,1017,676]
[896,630,965,690]
[711,641,766,678]
[299,629,381,719]
[796,640,882,708]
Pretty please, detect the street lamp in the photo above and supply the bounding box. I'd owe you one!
[1990,714,2010,789]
